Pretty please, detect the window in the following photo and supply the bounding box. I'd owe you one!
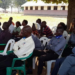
[47,6,51,10]
[41,6,44,10]
[61,6,65,10]
[26,7,28,10]
[35,6,38,10]
[30,7,33,10]
[54,6,57,10]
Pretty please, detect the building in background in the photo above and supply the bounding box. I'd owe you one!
[22,1,68,16]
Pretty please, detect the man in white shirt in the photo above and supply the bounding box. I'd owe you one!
[8,20,15,34]
[0,26,35,75]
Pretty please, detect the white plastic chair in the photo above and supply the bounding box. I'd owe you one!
[40,36,50,46]
[33,57,36,69]
[47,42,67,75]
[32,37,50,69]
[0,39,15,55]
[52,26,57,34]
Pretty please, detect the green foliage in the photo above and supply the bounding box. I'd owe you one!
[0,0,11,10]
[0,0,2,3]
[13,0,26,7]
[27,0,68,3]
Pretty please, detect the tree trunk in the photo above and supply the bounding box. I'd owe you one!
[67,0,75,32]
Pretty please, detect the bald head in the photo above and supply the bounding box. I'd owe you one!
[21,26,32,37]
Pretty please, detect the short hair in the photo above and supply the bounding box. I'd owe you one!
[23,20,28,25]
[58,22,66,30]
[3,22,9,30]
[9,17,13,20]
[42,21,46,24]
[16,21,21,26]
[37,19,41,23]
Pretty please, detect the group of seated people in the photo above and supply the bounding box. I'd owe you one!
[0,17,75,75]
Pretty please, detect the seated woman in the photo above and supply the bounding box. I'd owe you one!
[12,21,21,36]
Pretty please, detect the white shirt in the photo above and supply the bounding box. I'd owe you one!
[13,36,35,58]
[9,24,15,33]
[20,26,24,29]
[35,23,40,30]
[63,31,68,39]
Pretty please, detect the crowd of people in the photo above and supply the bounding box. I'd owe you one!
[0,17,75,75]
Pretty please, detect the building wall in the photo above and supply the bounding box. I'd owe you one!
[24,10,68,16]
[24,6,68,10]
[24,6,68,16]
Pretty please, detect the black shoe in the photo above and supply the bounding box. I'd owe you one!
[26,69,33,74]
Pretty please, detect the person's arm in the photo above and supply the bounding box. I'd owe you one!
[58,56,75,75]
[46,39,53,50]
[13,39,22,51]
[50,39,66,52]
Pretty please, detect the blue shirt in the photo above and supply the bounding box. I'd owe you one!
[31,34,43,50]
[46,36,66,55]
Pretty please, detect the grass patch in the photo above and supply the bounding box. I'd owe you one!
[0,13,67,28]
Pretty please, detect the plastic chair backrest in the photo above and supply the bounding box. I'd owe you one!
[3,39,15,55]
[40,37,49,46]
[58,41,68,58]
[52,26,57,34]
[12,52,33,68]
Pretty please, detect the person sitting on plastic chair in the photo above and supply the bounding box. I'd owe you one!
[0,26,35,75]
[37,27,66,75]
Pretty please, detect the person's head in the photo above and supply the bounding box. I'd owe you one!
[22,20,28,26]
[36,19,41,24]
[32,23,36,31]
[72,18,75,26]
[55,27,64,36]
[16,21,21,27]
[2,22,9,30]
[57,22,66,30]
[9,17,13,21]
[72,27,75,34]
[41,21,46,28]
[21,26,32,37]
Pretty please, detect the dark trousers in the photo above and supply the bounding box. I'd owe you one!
[27,50,58,74]
[51,58,65,75]
[26,50,46,68]
[0,53,23,75]
[37,50,59,75]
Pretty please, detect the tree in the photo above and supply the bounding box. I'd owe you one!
[0,0,2,3]
[0,0,11,11]
[13,0,26,13]
[27,0,75,32]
